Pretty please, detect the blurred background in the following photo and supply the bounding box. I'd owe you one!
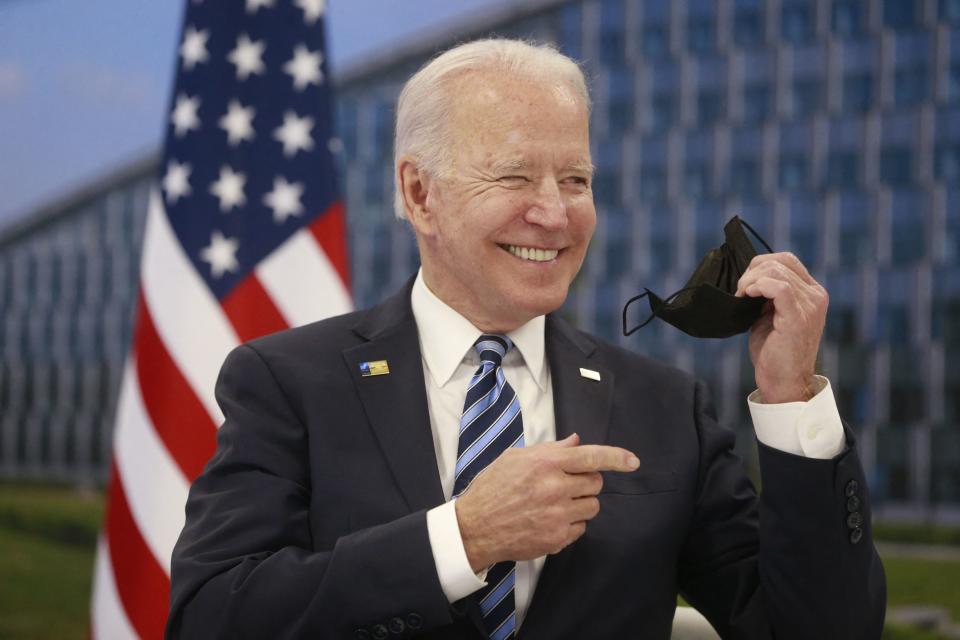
[1,0,959,638]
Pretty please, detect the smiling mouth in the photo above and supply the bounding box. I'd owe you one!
[499,244,560,262]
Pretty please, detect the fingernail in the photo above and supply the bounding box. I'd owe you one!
[626,455,640,470]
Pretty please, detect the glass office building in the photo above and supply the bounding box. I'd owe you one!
[1,0,958,520]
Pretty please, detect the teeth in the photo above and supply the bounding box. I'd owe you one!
[504,245,559,262]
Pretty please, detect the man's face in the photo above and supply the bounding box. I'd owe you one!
[417,72,596,332]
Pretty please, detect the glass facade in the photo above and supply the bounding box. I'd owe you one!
[1,0,958,520]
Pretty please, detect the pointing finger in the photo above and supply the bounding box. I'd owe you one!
[557,445,640,474]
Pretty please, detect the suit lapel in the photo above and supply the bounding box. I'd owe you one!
[521,315,614,636]
[342,282,445,513]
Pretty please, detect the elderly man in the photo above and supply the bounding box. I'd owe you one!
[168,40,885,639]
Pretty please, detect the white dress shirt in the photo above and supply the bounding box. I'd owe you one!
[410,269,845,628]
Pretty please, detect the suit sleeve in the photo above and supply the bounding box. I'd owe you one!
[677,380,886,640]
[166,344,455,639]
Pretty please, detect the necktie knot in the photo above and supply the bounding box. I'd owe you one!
[474,334,511,367]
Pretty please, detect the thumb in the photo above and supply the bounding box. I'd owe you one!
[543,433,580,448]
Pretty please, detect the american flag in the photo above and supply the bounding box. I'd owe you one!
[90,1,351,637]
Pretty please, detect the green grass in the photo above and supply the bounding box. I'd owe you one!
[875,522,960,547]
[0,526,96,640]
[0,482,104,547]
[885,556,960,621]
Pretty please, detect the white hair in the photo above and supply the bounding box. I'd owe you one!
[393,38,591,219]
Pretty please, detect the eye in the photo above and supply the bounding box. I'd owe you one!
[563,176,590,187]
[499,175,529,183]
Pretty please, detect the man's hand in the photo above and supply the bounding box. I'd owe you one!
[454,433,640,572]
[735,252,829,403]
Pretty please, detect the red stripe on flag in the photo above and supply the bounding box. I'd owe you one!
[308,200,351,289]
[105,464,170,640]
[134,291,217,481]
[221,273,290,342]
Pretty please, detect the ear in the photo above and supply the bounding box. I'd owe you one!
[397,156,439,236]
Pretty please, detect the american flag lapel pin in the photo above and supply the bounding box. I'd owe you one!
[360,360,390,377]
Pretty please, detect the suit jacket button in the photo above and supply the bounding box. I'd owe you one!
[846,495,861,513]
[850,527,864,544]
[406,613,423,629]
[372,624,389,640]
[845,479,859,497]
[847,512,863,529]
[388,617,405,634]
[354,630,371,640]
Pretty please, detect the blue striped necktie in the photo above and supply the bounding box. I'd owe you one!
[453,334,525,640]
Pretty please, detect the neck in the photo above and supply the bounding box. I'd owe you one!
[420,268,523,334]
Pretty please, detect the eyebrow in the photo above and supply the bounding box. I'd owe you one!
[488,158,595,176]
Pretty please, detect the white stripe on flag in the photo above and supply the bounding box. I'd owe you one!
[256,226,353,327]
[141,190,238,425]
[113,357,190,574]
[91,535,138,640]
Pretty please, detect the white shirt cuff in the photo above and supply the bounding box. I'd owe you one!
[426,500,488,603]
[747,375,846,460]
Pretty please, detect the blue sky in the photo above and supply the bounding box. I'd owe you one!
[0,0,513,228]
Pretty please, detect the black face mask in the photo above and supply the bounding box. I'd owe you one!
[622,216,774,339]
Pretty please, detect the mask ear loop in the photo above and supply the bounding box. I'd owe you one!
[622,291,652,336]
[622,286,699,336]
[738,218,774,254]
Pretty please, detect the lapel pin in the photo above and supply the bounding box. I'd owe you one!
[360,360,390,377]
[579,367,601,382]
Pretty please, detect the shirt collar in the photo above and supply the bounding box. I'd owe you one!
[410,269,546,390]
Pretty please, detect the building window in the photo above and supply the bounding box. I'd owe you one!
[935,144,960,184]
[832,0,863,37]
[684,164,710,198]
[729,158,760,196]
[600,0,626,66]
[687,17,716,54]
[891,201,926,265]
[650,94,677,131]
[792,78,822,117]
[942,0,960,22]
[843,73,874,114]
[733,7,764,48]
[894,66,929,106]
[779,154,808,191]
[880,147,913,186]
[639,166,667,204]
[558,3,583,59]
[781,3,815,44]
[825,151,859,189]
[948,65,960,102]
[371,101,394,161]
[743,84,771,121]
[697,90,724,126]
[884,0,917,28]
[641,24,670,58]
[607,68,634,134]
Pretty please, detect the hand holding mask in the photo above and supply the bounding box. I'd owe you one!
[622,216,773,339]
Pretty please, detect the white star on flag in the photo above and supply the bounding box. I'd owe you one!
[209,165,247,212]
[162,160,192,204]
[171,93,201,137]
[219,100,256,146]
[263,176,305,223]
[245,0,275,13]
[283,44,324,91]
[273,111,315,157]
[294,0,326,24]
[179,26,210,70]
[199,230,240,278]
[228,34,266,81]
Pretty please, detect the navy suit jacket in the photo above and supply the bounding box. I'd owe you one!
[167,280,886,639]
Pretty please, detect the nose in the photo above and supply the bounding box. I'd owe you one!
[524,178,568,231]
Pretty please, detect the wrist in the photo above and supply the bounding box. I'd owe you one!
[757,374,817,404]
[454,497,493,573]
